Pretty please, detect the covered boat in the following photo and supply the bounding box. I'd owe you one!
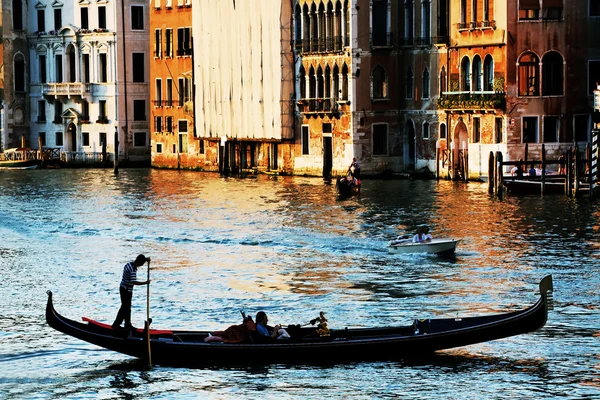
[503,179,565,195]
[388,237,461,256]
[45,275,553,367]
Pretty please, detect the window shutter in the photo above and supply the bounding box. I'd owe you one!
[519,0,540,8]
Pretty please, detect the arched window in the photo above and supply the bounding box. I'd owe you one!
[317,66,324,99]
[440,122,447,139]
[302,5,310,52]
[14,54,25,92]
[342,63,348,100]
[372,65,387,99]
[295,5,302,46]
[423,121,430,139]
[440,66,447,94]
[422,68,430,98]
[460,0,467,25]
[406,67,414,99]
[310,4,318,52]
[299,65,306,99]
[461,57,471,91]
[333,64,340,100]
[372,0,389,46]
[325,65,331,99]
[318,3,326,51]
[66,44,77,83]
[472,55,482,91]
[542,51,564,96]
[483,55,494,91]
[326,2,334,51]
[518,52,539,96]
[309,66,316,99]
[12,0,23,30]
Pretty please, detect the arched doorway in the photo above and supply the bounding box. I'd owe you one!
[404,120,415,170]
[66,123,77,152]
[453,118,468,180]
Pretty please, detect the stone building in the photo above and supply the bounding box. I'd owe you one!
[504,0,600,167]
[149,0,196,170]
[2,0,150,164]
[435,0,599,180]
[2,0,30,150]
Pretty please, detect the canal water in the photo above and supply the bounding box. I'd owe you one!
[0,169,598,399]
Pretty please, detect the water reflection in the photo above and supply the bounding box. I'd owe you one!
[1,169,599,398]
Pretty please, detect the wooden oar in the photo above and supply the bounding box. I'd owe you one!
[146,259,152,367]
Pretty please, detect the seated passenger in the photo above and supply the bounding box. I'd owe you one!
[413,226,432,243]
[204,313,256,343]
[255,311,290,339]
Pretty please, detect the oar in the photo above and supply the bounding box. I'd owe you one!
[146,258,152,367]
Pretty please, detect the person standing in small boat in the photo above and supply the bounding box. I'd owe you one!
[112,254,150,330]
[413,226,433,243]
[349,158,361,179]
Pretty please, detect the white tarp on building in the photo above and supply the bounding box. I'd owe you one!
[193,0,282,140]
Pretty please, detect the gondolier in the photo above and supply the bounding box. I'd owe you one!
[112,254,151,330]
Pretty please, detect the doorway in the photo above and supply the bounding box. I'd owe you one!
[322,136,332,178]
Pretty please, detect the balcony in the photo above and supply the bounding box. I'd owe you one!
[43,83,91,98]
[297,98,346,114]
[295,36,348,55]
[437,92,506,111]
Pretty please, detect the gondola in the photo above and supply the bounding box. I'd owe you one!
[335,175,361,196]
[45,275,553,367]
[388,237,461,256]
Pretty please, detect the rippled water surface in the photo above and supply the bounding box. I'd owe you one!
[0,169,599,399]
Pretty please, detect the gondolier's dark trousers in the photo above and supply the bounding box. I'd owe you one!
[112,286,133,328]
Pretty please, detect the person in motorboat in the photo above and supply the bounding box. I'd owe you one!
[390,234,411,246]
[413,226,433,243]
[255,311,290,339]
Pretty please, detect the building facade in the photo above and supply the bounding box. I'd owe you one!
[3,0,30,150]
[1,0,150,164]
[191,0,295,174]
[27,0,118,159]
[149,0,196,170]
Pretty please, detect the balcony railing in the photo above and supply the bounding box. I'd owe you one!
[437,91,506,110]
[42,83,91,97]
[295,36,348,54]
[297,98,347,113]
[458,20,496,30]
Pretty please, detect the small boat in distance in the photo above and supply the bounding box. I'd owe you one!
[335,175,361,196]
[45,275,552,367]
[388,237,461,256]
[0,148,40,170]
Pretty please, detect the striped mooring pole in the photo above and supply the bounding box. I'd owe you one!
[592,85,600,198]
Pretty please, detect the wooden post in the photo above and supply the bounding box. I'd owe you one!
[541,143,546,196]
[38,136,44,168]
[436,145,440,180]
[113,130,119,175]
[574,147,580,196]
[463,150,468,182]
[566,149,572,196]
[496,151,504,199]
[102,140,107,168]
[488,151,495,195]
[524,142,529,166]
[146,260,152,367]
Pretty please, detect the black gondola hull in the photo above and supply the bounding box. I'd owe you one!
[46,276,552,367]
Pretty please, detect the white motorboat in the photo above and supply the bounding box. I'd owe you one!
[388,237,461,256]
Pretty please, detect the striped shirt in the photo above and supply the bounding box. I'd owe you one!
[120,262,137,292]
